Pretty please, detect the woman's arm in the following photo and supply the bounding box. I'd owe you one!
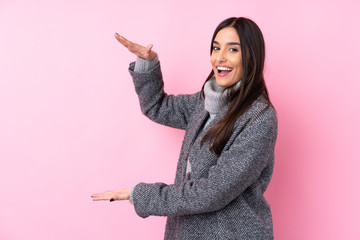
[117,33,201,129]
[129,61,201,129]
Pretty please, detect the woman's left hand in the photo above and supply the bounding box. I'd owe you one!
[91,189,131,201]
[114,33,156,61]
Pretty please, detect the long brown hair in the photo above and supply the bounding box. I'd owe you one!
[201,17,272,156]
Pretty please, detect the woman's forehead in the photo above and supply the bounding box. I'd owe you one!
[214,27,240,44]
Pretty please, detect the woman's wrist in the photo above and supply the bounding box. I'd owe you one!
[129,186,135,204]
[134,53,159,73]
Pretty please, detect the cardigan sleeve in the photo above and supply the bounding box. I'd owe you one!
[131,107,278,218]
[134,55,159,73]
[129,61,202,130]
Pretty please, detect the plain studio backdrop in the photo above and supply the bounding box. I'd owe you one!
[0,0,359,239]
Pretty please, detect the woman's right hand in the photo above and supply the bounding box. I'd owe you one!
[114,33,157,61]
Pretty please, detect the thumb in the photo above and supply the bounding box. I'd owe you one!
[145,44,153,53]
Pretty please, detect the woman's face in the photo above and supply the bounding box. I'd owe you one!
[211,27,243,88]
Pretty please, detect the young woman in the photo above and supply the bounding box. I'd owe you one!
[92,17,278,239]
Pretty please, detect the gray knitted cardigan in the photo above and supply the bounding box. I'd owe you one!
[129,59,278,240]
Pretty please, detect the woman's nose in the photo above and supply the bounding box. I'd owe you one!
[216,50,226,62]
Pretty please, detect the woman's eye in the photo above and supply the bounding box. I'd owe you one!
[212,46,220,51]
[229,48,239,52]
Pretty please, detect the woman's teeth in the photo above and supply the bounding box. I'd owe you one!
[217,66,232,73]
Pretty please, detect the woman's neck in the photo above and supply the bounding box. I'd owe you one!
[204,79,240,116]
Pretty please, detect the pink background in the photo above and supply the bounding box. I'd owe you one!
[1,0,359,239]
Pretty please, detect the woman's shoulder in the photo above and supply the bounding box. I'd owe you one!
[239,97,278,131]
[251,96,276,116]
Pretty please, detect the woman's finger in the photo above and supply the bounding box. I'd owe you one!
[91,193,109,200]
[145,44,153,53]
[91,189,131,201]
[114,33,143,52]
[114,33,132,48]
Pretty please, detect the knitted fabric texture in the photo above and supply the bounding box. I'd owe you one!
[203,78,241,121]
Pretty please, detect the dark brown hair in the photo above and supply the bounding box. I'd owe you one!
[201,17,272,156]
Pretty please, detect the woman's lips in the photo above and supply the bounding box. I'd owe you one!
[217,66,233,77]
[218,70,231,77]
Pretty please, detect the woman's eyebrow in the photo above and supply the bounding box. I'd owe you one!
[213,40,240,46]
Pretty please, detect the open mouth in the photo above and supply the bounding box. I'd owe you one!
[217,66,233,77]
